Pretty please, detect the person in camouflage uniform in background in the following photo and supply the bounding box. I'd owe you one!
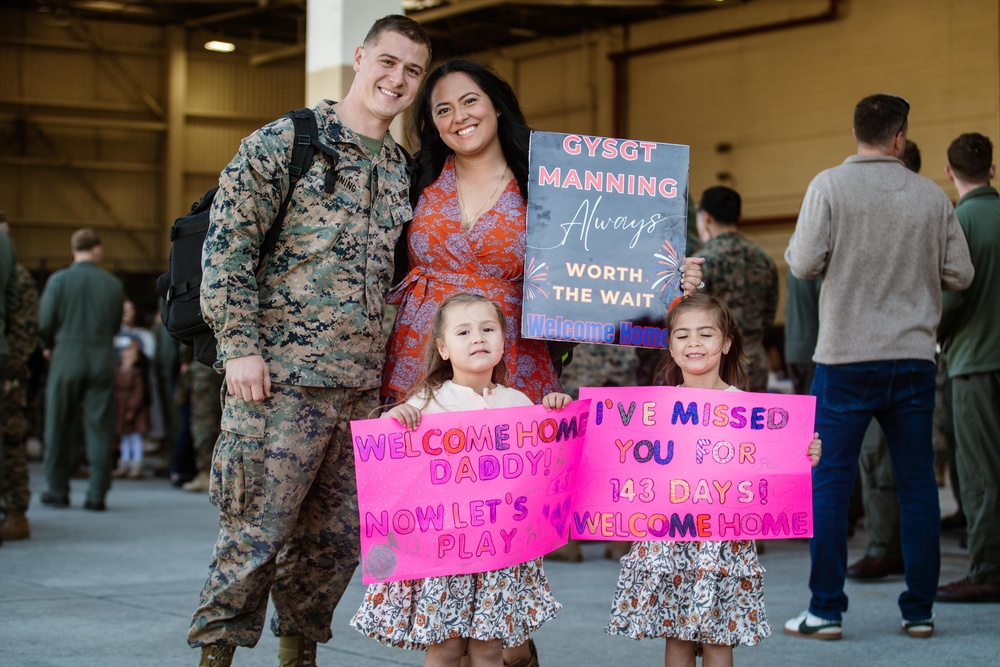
[694,186,778,392]
[187,16,432,667]
[178,347,224,494]
[1,255,38,541]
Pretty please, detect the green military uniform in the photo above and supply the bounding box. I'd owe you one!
[3,264,38,515]
[697,230,778,392]
[189,100,412,648]
[38,260,124,506]
[940,185,1000,586]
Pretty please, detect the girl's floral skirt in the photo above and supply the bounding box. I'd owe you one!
[351,558,560,650]
[606,540,771,648]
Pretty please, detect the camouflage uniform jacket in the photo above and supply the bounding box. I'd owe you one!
[201,100,413,389]
[697,230,778,362]
[5,264,38,382]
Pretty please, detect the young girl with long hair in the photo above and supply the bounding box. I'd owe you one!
[353,293,571,667]
[606,294,822,666]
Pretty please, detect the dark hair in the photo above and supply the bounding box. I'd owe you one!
[698,185,741,225]
[408,293,510,409]
[948,133,993,183]
[120,338,152,407]
[410,59,532,200]
[71,227,101,252]
[901,140,921,173]
[853,94,910,147]
[364,14,432,60]
[653,293,749,390]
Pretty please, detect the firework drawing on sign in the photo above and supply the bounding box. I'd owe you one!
[651,238,684,293]
[525,257,550,300]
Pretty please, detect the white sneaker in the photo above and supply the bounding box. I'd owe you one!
[783,610,843,640]
[902,617,934,638]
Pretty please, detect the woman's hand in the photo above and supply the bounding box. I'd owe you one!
[383,403,422,430]
[808,432,822,467]
[542,392,573,410]
[680,256,706,297]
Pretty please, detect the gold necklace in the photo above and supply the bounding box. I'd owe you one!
[456,163,508,231]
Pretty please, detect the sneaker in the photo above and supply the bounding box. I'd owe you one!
[783,610,843,640]
[902,617,934,638]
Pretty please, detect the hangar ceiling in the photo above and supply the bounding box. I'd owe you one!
[10,0,741,58]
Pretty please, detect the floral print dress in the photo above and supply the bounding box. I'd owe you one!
[606,540,770,648]
[606,384,771,649]
[350,383,562,650]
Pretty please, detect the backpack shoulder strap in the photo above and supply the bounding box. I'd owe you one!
[258,107,319,263]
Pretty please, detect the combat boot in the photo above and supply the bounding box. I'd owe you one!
[1,510,30,540]
[198,645,235,667]
[182,470,211,493]
[278,635,317,667]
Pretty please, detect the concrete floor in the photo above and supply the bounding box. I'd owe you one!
[0,462,989,667]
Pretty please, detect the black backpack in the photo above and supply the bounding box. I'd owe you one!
[155,108,326,367]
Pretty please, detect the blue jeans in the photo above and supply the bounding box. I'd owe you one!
[808,360,940,622]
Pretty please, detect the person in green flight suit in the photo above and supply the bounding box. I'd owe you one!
[38,228,124,511]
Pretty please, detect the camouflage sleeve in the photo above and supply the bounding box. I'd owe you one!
[764,259,779,329]
[6,264,39,370]
[696,248,719,297]
[200,122,290,362]
[0,235,15,358]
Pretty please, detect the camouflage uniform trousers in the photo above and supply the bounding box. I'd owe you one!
[188,383,377,648]
[2,377,30,513]
[744,344,769,393]
[189,363,225,474]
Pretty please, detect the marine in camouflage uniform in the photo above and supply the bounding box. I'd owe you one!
[188,17,431,659]
[695,187,778,392]
[1,263,38,540]
[179,357,225,492]
[0,228,18,519]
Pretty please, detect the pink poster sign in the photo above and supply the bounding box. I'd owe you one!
[351,400,589,584]
[573,386,816,542]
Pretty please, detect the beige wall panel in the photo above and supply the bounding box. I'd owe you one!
[516,49,589,114]
[626,0,1000,218]
[187,53,305,118]
[93,129,163,164]
[23,50,99,102]
[185,120,262,173]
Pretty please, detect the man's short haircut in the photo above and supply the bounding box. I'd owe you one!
[902,140,921,173]
[853,94,910,147]
[364,14,432,63]
[698,186,741,225]
[947,133,993,183]
[71,227,101,252]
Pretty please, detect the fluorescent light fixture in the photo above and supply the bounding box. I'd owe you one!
[204,40,236,53]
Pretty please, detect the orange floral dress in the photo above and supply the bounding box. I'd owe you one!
[382,155,562,404]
